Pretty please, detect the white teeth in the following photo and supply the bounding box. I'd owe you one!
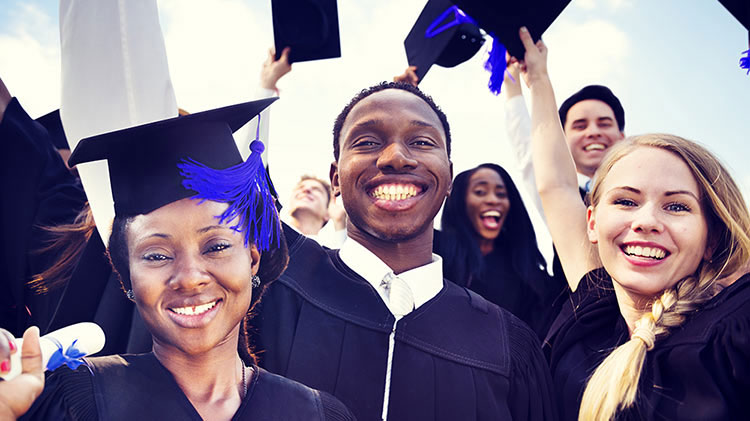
[585,143,606,151]
[371,184,419,201]
[482,210,501,218]
[623,245,666,260]
[171,300,217,316]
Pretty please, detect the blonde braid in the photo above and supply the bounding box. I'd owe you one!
[578,268,719,421]
[577,134,750,420]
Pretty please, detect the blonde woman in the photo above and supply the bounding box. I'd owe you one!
[516,27,750,420]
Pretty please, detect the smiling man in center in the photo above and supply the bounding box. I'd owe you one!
[253,82,556,421]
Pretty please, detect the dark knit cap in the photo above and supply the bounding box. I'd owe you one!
[558,85,624,131]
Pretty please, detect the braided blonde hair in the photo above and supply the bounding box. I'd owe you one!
[578,134,750,421]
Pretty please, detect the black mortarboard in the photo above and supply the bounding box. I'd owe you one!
[68,98,277,218]
[452,0,571,59]
[36,110,69,150]
[272,0,341,64]
[404,0,485,82]
[719,0,750,32]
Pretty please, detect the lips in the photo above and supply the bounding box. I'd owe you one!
[166,298,222,328]
[480,210,502,230]
[169,300,218,316]
[621,244,669,260]
[584,143,606,152]
[369,183,422,201]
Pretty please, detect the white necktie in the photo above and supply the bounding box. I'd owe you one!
[382,273,414,317]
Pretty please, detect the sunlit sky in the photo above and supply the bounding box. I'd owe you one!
[2,0,749,259]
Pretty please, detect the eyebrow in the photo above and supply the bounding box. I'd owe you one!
[570,118,587,126]
[665,190,700,200]
[197,225,230,234]
[471,180,506,189]
[610,186,700,201]
[409,120,436,128]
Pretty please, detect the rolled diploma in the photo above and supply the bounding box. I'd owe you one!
[1,322,105,380]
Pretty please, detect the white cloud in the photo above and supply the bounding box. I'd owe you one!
[544,18,631,99]
[0,3,60,117]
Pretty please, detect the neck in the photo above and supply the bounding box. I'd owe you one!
[478,238,494,256]
[576,166,595,179]
[347,224,434,275]
[289,211,325,236]
[611,280,653,334]
[152,331,245,418]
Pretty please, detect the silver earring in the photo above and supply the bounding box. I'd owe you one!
[126,289,135,301]
[251,275,261,288]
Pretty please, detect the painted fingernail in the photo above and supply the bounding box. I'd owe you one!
[8,340,15,352]
[520,26,528,33]
[0,360,9,372]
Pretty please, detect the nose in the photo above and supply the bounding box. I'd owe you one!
[485,193,502,205]
[631,203,664,234]
[584,124,602,138]
[169,254,211,291]
[377,142,418,172]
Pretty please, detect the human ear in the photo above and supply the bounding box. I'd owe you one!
[586,206,598,244]
[329,161,341,197]
[446,161,454,196]
[249,245,261,276]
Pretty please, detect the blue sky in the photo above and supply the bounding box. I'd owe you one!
[1,0,749,255]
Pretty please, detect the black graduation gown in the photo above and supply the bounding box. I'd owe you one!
[0,97,87,336]
[252,225,557,421]
[544,268,750,420]
[22,352,354,420]
[433,230,563,339]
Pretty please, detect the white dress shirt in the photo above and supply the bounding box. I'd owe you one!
[338,237,443,316]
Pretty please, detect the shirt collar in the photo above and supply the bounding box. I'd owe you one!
[577,172,591,190]
[339,237,443,310]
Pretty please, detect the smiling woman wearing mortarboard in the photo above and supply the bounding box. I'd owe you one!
[0,99,354,421]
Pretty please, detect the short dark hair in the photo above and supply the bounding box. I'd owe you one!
[558,85,625,132]
[332,81,451,161]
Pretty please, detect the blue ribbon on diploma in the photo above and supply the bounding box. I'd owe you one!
[424,5,477,38]
[46,338,87,371]
[740,50,749,75]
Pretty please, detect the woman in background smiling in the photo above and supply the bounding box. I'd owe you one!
[435,163,562,337]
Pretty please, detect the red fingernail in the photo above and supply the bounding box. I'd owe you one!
[0,360,9,372]
[8,340,15,352]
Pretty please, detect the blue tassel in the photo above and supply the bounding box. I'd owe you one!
[741,50,749,75]
[484,36,507,95]
[178,140,280,251]
[47,338,87,371]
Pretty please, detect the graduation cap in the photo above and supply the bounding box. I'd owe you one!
[272,0,341,64]
[68,98,280,250]
[451,0,571,93]
[36,110,69,150]
[404,0,485,82]
[717,0,750,73]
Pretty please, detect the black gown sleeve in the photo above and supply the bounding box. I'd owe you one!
[507,315,559,421]
[317,390,357,421]
[20,365,97,421]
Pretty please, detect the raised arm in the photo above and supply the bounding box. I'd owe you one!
[518,28,598,291]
